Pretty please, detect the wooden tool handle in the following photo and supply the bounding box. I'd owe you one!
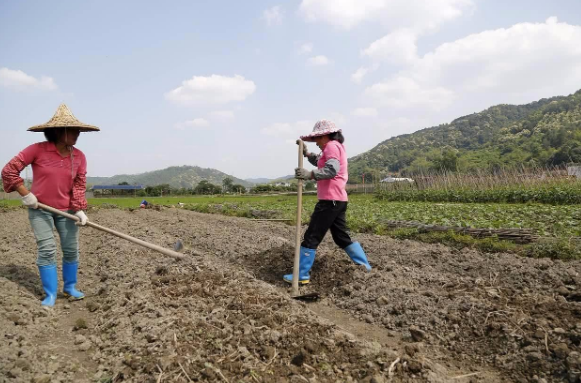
[37,203,186,260]
[292,140,304,295]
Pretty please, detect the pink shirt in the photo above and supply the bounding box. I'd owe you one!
[317,140,348,202]
[1,142,87,211]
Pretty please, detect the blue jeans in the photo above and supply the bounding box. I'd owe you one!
[28,208,79,267]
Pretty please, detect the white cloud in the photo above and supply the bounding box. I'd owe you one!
[365,75,455,111]
[373,117,427,140]
[365,18,581,112]
[261,120,312,138]
[299,0,387,29]
[362,28,418,65]
[326,113,347,126]
[380,117,432,135]
[307,55,331,66]
[175,118,210,130]
[0,67,57,90]
[263,6,284,26]
[210,110,235,120]
[303,0,473,85]
[165,74,256,106]
[263,115,346,141]
[351,67,369,84]
[298,42,314,55]
[299,0,473,30]
[352,107,378,117]
[351,64,379,84]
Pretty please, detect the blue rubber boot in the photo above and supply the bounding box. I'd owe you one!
[38,264,58,307]
[345,242,372,271]
[62,262,84,300]
[284,246,316,284]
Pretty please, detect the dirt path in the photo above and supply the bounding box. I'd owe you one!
[1,207,580,382]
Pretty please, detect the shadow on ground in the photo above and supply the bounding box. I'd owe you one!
[0,264,42,297]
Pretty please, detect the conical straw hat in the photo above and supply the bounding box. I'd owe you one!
[28,104,100,132]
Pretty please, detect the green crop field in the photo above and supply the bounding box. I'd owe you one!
[2,194,578,238]
[2,193,579,258]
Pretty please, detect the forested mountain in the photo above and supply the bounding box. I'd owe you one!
[84,176,109,185]
[349,89,581,181]
[87,165,251,188]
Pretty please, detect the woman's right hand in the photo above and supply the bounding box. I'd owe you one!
[74,211,88,226]
[21,192,38,209]
[295,167,313,180]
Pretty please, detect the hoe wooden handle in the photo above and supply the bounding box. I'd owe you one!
[292,140,304,295]
[37,203,187,260]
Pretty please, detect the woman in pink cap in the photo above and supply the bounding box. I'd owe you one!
[284,119,371,284]
[2,104,98,307]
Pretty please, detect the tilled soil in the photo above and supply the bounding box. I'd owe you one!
[1,207,581,382]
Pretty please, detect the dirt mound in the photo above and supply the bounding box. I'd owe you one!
[1,207,581,382]
[235,234,581,382]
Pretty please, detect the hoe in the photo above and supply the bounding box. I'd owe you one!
[37,203,189,260]
[291,140,320,302]
[39,143,320,302]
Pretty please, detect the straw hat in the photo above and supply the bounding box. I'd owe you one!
[28,104,100,132]
[300,119,341,142]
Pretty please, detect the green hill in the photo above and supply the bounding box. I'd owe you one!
[244,178,273,185]
[87,165,251,188]
[269,175,294,184]
[85,176,110,185]
[349,89,581,181]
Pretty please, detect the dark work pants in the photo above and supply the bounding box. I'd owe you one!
[301,200,353,250]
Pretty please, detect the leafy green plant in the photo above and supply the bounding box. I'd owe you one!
[376,179,581,205]
[83,194,580,260]
[523,240,581,260]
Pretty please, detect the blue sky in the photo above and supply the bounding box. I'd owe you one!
[1,0,581,180]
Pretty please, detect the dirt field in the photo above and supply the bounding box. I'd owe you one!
[1,206,581,382]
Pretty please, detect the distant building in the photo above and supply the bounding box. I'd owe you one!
[380,176,414,183]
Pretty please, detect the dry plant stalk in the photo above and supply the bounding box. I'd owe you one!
[378,165,570,192]
[388,357,401,378]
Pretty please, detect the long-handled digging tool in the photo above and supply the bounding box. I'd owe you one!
[291,140,320,301]
[37,203,192,260]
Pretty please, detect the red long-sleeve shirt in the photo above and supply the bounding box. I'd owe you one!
[2,142,87,211]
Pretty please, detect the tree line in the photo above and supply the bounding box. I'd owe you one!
[103,178,317,196]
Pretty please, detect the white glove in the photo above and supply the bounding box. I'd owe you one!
[74,211,88,226]
[295,167,313,180]
[21,193,38,209]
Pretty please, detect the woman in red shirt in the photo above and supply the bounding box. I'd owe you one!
[1,104,99,307]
